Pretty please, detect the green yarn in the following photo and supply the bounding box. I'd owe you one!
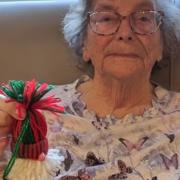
[3,114,30,180]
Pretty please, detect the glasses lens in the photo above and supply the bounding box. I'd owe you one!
[89,12,119,35]
[130,11,162,35]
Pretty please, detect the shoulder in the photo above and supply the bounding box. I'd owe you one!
[47,75,90,117]
[154,86,180,112]
[51,75,89,99]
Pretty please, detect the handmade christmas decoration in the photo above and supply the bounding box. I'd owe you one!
[0,79,65,180]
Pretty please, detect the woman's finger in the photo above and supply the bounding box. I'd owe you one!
[0,110,14,126]
[0,99,26,120]
[0,137,10,157]
[0,126,11,137]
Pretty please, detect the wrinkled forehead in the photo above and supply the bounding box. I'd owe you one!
[91,0,157,13]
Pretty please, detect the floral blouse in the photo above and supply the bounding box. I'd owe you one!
[2,76,180,180]
[44,76,180,180]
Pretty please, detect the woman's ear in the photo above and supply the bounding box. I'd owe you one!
[82,39,91,62]
[157,54,162,62]
[157,34,163,62]
[82,46,91,62]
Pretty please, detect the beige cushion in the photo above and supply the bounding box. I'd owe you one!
[0,1,82,85]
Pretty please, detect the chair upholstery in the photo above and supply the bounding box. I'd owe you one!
[0,1,179,91]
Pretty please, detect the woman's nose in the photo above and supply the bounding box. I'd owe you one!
[115,16,134,41]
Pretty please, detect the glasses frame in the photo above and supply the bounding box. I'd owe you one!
[87,10,164,36]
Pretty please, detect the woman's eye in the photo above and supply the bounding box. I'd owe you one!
[95,13,118,23]
[139,16,151,22]
[98,16,114,22]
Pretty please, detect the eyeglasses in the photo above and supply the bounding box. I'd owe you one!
[88,10,164,36]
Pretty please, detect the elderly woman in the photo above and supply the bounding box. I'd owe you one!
[1,0,180,179]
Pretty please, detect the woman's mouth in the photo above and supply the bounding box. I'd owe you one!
[106,53,141,59]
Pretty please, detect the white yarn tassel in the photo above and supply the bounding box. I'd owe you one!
[3,149,65,180]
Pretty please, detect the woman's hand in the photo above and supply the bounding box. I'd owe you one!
[0,98,25,157]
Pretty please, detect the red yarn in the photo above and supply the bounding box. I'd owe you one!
[11,139,48,159]
[1,80,64,160]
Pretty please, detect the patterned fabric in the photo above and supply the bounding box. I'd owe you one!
[2,76,180,179]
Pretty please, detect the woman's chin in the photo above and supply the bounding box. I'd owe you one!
[102,61,145,79]
[102,69,145,81]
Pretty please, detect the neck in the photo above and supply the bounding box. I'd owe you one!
[79,73,154,118]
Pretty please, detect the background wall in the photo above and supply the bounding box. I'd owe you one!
[0,1,82,85]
